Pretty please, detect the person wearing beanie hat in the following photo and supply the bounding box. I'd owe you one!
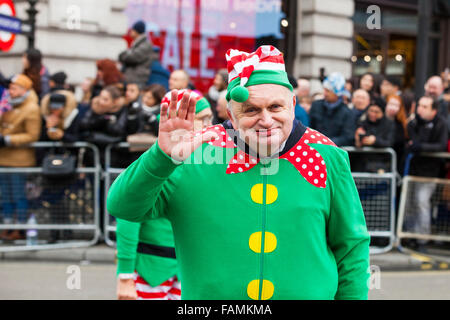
[119,20,155,88]
[49,93,66,109]
[0,74,41,241]
[40,69,79,143]
[309,72,356,146]
[132,20,146,35]
[225,46,293,103]
[108,45,370,300]
[322,72,347,97]
[49,71,67,89]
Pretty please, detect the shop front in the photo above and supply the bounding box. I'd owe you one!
[124,0,291,94]
[352,0,449,94]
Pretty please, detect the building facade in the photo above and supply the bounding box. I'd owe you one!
[0,0,128,86]
[0,0,448,97]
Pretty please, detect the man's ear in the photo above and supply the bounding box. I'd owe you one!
[226,106,237,129]
[292,94,296,108]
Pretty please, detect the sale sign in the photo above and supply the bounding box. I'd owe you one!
[125,0,284,93]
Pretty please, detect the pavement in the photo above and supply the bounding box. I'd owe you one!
[1,243,449,300]
[1,242,447,272]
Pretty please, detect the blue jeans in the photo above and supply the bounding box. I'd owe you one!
[0,173,28,223]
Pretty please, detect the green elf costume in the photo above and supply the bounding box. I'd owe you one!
[108,45,370,300]
[115,217,179,299]
[116,93,211,299]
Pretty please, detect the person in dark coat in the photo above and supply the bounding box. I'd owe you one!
[405,96,448,246]
[22,48,50,100]
[309,72,354,146]
[125,84,167,158]
[288,74,309,127]
[136,84,166,135]
[424,75,449,128]
[353,101,395,173]
[79,85,128,168]
[119,20,156,88]
[351,89,371,126]
[91,59,125,101]
[406,96,448,178]
[146,47,170,90]
[206,69,228,125]
[40,92,85,243]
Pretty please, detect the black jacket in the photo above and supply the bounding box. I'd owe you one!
[309,99,355,146]
[79,107,128,146]
[350,116,395,173]
[358,116,395,148]
[407,114,448,177]
[79,106,129,167]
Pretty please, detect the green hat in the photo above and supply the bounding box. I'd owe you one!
[194,97,211,114]
[225,45,293,103]
[157,89,211,121]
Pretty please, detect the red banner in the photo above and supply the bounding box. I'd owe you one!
[125,0,283,93]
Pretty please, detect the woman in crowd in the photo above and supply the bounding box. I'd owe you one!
[354,101,395,173]
[22,48,50,100]
[79,85,128,168]
[40,92,83,243]
[136,84,166,135]
[79,77,95,105]
[206,68,228,124]
[401,89,417,120]
[126,84,167,154]
[91,59,124,101]
[385,94,408,172]
[359,72,381,101]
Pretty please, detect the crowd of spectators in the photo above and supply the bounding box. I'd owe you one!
[0,20,449,243]
[292,71,449,175]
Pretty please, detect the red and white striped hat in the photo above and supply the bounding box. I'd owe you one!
[225,45,293,102]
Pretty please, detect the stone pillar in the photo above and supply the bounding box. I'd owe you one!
[293,0,354,94]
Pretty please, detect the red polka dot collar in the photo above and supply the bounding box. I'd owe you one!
[203,125,336,188]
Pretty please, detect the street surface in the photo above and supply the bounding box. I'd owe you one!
[0,260,449,300]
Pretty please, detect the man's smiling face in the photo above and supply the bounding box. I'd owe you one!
[227,84,295,157]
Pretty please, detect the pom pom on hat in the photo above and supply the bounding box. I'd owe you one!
[230,86,249,103]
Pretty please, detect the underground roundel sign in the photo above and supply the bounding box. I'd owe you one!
[0,0,16,52]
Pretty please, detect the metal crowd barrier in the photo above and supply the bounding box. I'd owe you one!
[396,152,450,245]
[104,142,150,247]
[0,142,102,252]
[10,141,444,255]
[343,147,397,254]
[104,144,399,254]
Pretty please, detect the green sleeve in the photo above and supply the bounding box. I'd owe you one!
[106,141,181,223]
[116,218,141,275]
[327,150,371,300]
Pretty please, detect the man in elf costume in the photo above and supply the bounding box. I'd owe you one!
[115,93,212,300]
[107,46,370,300]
